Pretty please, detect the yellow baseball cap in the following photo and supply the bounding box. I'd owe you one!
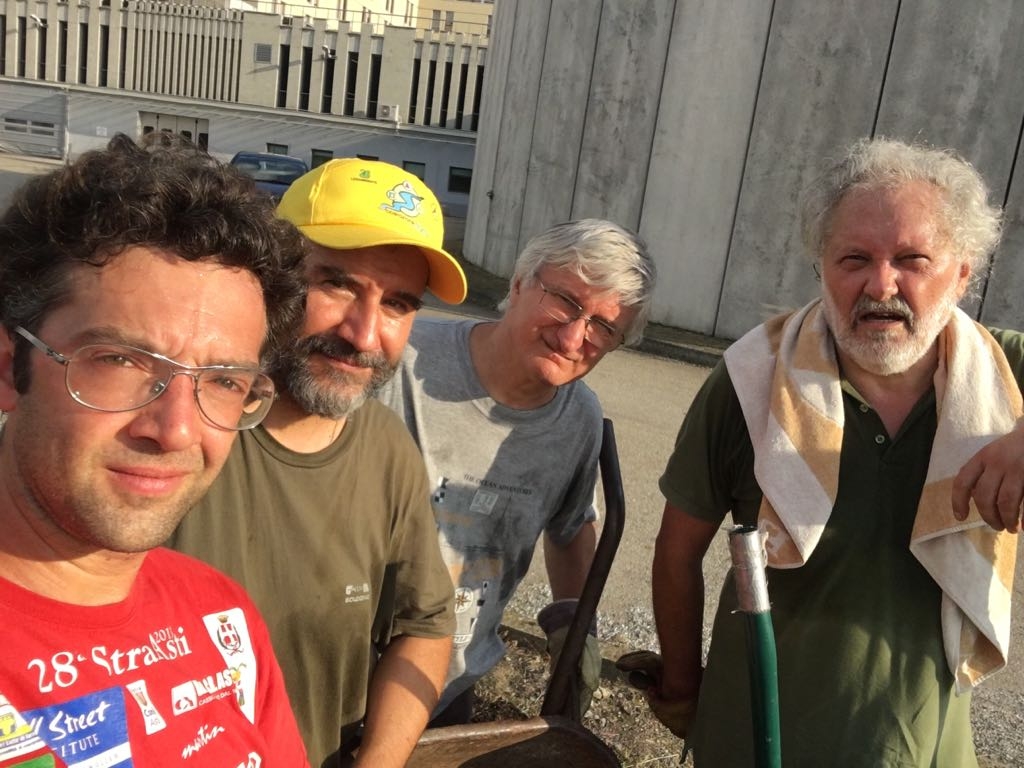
[277,158,467,304]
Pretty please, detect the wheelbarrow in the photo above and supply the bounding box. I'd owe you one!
[407,418,626,768]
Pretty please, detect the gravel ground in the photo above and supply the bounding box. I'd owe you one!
[489,583,1023,768]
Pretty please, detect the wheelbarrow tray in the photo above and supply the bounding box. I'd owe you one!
[407,716,620,768]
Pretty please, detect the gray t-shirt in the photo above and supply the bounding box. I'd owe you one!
[376,316,602,710]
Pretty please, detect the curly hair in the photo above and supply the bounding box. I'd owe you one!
[800,138,1002,290]
[0,132,307,391]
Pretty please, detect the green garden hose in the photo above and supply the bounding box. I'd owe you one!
[728,524,782,768]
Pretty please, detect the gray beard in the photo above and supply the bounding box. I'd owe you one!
[271,335,397,419]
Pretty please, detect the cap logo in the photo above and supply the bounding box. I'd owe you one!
[381,181,423,218]
[359,169,370,179]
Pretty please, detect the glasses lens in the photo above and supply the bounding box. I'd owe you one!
[539,289,577,324]
[585,322,618,350]
[196,369,275,430]
[540,287,620,351]
[65,344,275,431]
[65,344,172,411]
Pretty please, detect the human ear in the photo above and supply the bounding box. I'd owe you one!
[0,329,18,412]
[955,261,971,299]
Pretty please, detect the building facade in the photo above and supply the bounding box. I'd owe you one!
[0,0,485,213]
[467,0,1024,337]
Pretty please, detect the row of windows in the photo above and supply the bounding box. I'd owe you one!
[275,42,483,131]
[265,143,472,195]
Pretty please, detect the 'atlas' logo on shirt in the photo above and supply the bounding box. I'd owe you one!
[171,666,246,715]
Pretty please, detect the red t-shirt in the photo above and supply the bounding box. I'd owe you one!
[0,548,308,767]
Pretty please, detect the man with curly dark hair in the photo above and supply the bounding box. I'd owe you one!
[0,133,310,766]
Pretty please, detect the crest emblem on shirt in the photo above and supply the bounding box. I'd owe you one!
[215,614,242,655]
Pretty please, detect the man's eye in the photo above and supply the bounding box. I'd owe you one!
[209,375,248,394]
[321,278,354,291]
[554,292,582,313]
[383,298,419,316]
[88,348,148,370]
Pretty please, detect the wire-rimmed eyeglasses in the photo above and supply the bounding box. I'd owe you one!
[537,282,622,351]
[14,326,276,431]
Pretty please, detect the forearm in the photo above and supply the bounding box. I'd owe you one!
[652,543,704,698]
[543,521,597,599]
[651,503,716,699]
[355,634,453,768]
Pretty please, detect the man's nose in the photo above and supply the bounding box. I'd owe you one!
[865,261,900,301]
[129,373,204,449]
[557,315,589,351]
[337,300,382,351]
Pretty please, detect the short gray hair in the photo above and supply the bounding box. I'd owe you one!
[499,219,657,346]
[800,137,1002,286]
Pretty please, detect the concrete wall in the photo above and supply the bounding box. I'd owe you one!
[466,0,1024,339]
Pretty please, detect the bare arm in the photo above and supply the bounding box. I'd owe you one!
[544,520,598,599]
[651,501,718,700]
[952,418,1024,533]
[354,634,453,768]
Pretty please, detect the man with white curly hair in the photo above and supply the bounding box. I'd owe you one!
[648,137,1024,767]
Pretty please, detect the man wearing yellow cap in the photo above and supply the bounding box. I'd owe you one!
[171,159,465,767]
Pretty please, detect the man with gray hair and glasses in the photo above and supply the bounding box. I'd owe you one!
[648,138,1024,766]
[377,218,657,725]
[0,134,309,765]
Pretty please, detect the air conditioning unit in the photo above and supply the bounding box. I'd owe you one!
[378,104,401,123]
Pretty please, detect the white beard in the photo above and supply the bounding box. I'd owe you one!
[821,286,960,377]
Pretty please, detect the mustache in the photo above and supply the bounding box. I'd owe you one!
[294,334,391,370]
[852,295,914,325]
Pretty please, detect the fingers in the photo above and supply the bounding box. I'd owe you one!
[952,456,983,521]
[995,474,1024,533]
[952,453,1024,533]
[645,691,698,739]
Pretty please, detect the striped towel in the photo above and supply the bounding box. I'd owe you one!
[723,299,1021,691]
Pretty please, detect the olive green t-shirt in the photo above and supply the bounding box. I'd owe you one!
[659,328,1024,768]
[171,399,455,765]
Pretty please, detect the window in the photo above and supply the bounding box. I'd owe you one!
[448,166,471,195]
[276,44,290,108]
[430,10,440,32]
[77,22,88,84]
[299,46,312,111]
[356,154,378,161]
[266,142,289,155]
[444,10,454,32]
[311,149,333,168]
[402,161,425,181]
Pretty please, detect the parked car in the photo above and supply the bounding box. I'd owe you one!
[229,151,309,200]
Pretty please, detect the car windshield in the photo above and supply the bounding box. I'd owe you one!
[233,156,307,185]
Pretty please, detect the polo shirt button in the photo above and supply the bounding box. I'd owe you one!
[859,403,870,413]
[875,434,885,444]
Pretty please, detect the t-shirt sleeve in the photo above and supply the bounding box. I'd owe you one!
[988,327,1024,391]
[658,359,760,526]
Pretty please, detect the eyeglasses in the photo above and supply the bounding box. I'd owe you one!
[537,282,622,351]
[14,326,275,431]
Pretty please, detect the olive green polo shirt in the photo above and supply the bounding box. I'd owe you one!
[659,328,1024,768]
